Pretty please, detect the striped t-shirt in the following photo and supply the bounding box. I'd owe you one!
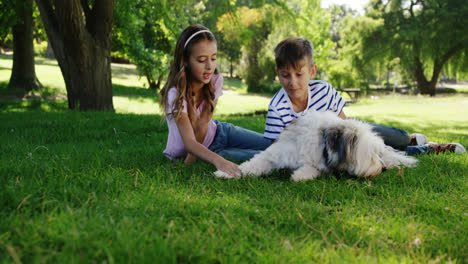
[264,80,346,140]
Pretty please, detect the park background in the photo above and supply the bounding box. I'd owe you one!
[1,0,467,263]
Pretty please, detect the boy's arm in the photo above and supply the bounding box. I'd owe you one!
[338,110,347,120]
[326,82,347,118]
[264,107,285,141]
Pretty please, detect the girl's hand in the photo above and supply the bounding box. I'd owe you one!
[184,153,197,165]
[213,157,241,178]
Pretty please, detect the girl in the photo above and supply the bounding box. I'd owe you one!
[160,24,271,177]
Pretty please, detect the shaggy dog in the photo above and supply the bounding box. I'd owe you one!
[214,111,418,181]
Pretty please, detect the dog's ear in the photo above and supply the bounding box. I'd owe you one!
[323,126,357,168]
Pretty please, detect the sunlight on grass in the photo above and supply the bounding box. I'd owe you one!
[1,54,468,263]
[113,96,161,114]
[223,78,247,93]
[0,53,148,96]
[215,91,269,115]
[113,91,270,116]
[111,63,148,88]
[346,95,468,143]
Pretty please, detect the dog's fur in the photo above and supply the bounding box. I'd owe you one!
[214,111,418,181]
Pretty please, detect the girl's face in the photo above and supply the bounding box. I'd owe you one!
[188,39,217,89]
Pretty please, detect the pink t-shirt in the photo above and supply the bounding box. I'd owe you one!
[163,74,223,159]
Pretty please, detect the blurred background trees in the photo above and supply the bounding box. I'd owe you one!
[1,0,467,110]
[2,0,41,93]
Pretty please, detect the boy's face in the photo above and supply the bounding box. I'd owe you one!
[276,59,317,103]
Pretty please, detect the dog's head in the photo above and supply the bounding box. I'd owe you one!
[323,124,385,178]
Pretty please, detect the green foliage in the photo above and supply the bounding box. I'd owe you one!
[0,0,46,50]
[217,9,247,77]
[325,59,359,89]
[358,0,468,93]
[0,0,17,47]
[229,5,276,93]
[338,15,386,89]
[112,0,190,90]
[231,0,337,93]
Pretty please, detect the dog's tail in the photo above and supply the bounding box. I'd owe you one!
[381,146,418,169]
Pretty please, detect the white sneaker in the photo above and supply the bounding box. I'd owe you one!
[409,133,428,146]
[427,142,466,154]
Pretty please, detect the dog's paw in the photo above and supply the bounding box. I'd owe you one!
[291,173,318,182]
[214,170,234,179]
[291,165,320,182]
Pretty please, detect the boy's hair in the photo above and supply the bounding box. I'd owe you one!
[274,37,314,70]
[159,24,216,124]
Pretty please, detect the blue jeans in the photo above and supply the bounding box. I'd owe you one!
[368,122,428,155]
[208,120,272,161]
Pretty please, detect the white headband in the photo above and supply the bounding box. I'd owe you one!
[184,30,212,48]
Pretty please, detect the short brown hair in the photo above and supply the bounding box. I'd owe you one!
[274,37,314,70]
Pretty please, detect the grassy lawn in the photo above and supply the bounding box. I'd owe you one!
[1,54,467,263]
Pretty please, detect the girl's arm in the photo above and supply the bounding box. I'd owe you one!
[184,100,217,164]
[176,112,240,177]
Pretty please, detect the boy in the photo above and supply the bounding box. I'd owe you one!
[264,37,466,155]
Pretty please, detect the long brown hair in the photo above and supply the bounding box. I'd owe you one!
[160,24,216,125]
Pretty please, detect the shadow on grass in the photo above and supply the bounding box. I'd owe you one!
[112,83,158,98]
[223,78,244,91]
[0,80,159,109]
[0,81,29,98]
[111,63,141,78]
[0,98,68,112]
[33,56,60,67]
[0,53,12,60]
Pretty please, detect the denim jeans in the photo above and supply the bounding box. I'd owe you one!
[368,122,428,155]
[208,120,272,161]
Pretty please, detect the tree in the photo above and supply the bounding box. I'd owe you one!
[328,4,357,50]
[365,0,468,95]
[0,1,15,49]
[339,15,387,88]
[112,0,190,91]
[35,0,114,111]
[6,0,41,93]
[217,9,250,78]
[230,5,276,93]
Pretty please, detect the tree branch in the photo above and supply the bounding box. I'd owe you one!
[91,0,114,42]
[431,45,463,83]
[81,0,91,18]
[80,0,93,34]
[35,0,58,34]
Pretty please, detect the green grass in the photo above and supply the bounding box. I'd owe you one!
[1,53,468,263]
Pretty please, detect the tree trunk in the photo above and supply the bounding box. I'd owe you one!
[414,45,461,96]
[45,39,54,58]
[145,70,156,90]
[414,57,436,96]
[155,72,163,90]
[146,69,164,91]
[35,0,114,111]
[8,0,41,93]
